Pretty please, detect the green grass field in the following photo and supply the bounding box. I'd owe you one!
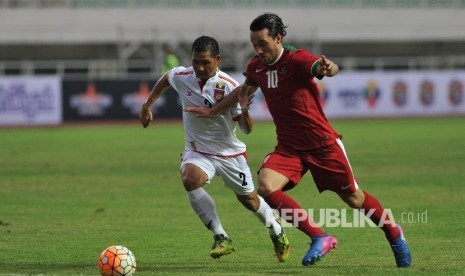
[1,117,464,275]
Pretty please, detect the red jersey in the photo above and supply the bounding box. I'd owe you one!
[245,49,339,151]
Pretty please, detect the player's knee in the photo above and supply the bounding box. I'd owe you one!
[339,189,365,208]
[236,193,260,212]
[258,168,288,197]
[257,183,273,197]
[347,198,363,208]
[342,194,364,208]
[182,176,203,191]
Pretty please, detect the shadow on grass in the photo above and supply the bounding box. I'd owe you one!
[136,260,351,275]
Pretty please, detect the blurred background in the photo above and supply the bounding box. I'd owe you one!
[1,0,464,125]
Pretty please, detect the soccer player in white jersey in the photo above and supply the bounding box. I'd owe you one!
[139,36,290,261]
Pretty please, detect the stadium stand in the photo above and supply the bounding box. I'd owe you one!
[0,0,464,78]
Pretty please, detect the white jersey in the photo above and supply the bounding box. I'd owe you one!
[168,66,246,156]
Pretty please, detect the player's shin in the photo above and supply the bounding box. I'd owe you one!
[361,191,400,242]
[265,190,325,237]
[187,187,228,237]
[254,196,281,236]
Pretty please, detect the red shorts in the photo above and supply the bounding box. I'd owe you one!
[260,139,358,194]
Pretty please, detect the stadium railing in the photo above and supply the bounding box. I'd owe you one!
[1,55,465,79]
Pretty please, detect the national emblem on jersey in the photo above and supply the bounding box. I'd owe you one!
[214,81,226,102]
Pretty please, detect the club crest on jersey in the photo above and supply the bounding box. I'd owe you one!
[214,82,226,102]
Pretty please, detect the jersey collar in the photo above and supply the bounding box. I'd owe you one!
[268,48,285,66]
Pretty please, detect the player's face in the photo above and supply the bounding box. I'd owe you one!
[250,29,282,65]
[192,51,220,81]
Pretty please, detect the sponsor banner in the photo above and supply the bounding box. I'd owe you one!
[0,76,62,126]
[229,71,465,120]
[320,71,465,118]
[63,80,182,121]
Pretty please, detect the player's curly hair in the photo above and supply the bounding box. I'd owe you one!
[250,12,287,38]
[191,36,220,56]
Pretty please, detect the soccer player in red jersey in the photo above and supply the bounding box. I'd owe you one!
[185,13,411,268]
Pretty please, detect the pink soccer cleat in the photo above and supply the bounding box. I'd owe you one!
[302,233,338,266]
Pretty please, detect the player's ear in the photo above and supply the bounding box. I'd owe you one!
[215,54,221,65]
[275,34,283,45]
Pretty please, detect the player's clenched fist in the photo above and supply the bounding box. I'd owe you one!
[139,104,153,128]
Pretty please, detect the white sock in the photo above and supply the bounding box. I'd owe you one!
[254,196,282,236]
[187,187,228,237]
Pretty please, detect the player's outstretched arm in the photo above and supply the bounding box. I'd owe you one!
[139,72,171,128]
[184,83,256,118]
[183,87,240,118]
[182,106,212,118]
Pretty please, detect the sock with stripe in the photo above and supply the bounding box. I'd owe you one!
[187,187,228,237]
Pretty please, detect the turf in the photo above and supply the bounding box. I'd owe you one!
[1,117,464,275]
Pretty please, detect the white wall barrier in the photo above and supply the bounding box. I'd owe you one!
[0,76,62,126]
[230,71,465,120]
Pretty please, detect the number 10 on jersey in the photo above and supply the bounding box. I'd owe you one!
[266,70,278,88]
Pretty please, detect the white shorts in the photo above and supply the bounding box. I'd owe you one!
[180,149,255,195]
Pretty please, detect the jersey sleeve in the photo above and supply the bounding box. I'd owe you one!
[243,58,259,87]
[293,49,324,80]
[167,66,186,91]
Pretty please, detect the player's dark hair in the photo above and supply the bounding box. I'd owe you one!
[191,36,220,57]
[250,12,287,38]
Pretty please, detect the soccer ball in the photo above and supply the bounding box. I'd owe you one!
[98,245,137,276]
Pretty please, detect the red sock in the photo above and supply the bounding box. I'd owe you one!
[265,190,325,238]
[362,191,400,242]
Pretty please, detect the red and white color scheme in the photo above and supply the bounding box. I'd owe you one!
[168,66,245,156]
